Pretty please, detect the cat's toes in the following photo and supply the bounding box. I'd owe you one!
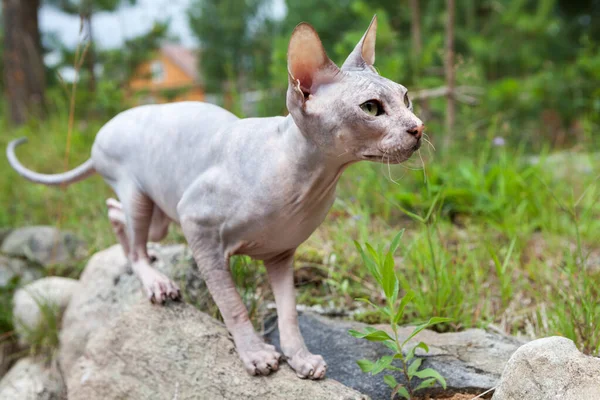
[138,266,181,304]
[287,348,327,379]
[239,343,281,376]
[149,280,181,304]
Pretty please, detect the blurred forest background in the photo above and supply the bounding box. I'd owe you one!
[2,0,599,143]
[0,0,599,358]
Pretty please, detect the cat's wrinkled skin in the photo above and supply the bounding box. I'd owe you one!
[6,16,423,379]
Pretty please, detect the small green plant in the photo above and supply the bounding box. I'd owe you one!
[15,292,61,357]
[350,230,450,399]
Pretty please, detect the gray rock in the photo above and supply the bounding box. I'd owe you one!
[67,301,366,400]
[58,244,209,375]
[0,227,12,246]
[0,357,65,400]
[0,339,19,378]
[527,151,599,180]
[13,277,79,346]
[0,255,43,288]
[265,313,524,398]
[492,336,600,400]
[1,226,86,267]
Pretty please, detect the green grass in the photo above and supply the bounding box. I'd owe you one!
[0,111,114,252]
[1,108,599,356]
[321,142,599,353]
[351,230,450,399]
[14,292,62,358]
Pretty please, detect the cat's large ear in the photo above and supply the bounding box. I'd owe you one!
[287,23,340,102]
[341,15,377,72]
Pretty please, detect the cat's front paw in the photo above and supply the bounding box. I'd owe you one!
[135,262,181,304]
[238,342,282,376]
[286,348,327,379]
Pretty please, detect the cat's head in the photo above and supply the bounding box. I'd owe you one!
[286,16,424,164]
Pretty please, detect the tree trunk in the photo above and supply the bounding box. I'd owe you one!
[409,0,432,122]
[444,0,456,147]
[409,0,422,55]
[2,0,46,125]
[85,13,97,93]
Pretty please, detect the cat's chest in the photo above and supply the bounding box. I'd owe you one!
[231,181,337,258]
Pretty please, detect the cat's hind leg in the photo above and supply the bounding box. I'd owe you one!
[148,206,170,242]
[107,198,130,257]
[108,198,171,260]
[117,189,180,304]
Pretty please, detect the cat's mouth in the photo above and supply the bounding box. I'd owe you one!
[361,153,409,164]
[361,142,420,164]
[412,140,422,152]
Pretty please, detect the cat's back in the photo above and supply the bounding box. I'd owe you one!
[95,101,238,148]
[113,101,238,127]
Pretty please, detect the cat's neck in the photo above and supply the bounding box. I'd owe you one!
[279,114,354,168]
[278,114,354,199]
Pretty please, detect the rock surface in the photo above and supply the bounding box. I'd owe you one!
[13,277,79,346]
[528,151,599,180]
[59,244,209,375]
[266,313,524,399]
[0,227,12,246]
[0,339,19,377]
[492,336,600,400]
[54,243,527,399]
[1,226,86,267]
[0,357,65,400]
[0,255,43,288]
[67,301,367,400]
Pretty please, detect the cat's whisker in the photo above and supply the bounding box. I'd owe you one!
[421,139,436,160]
[388,149,423,171]
[397,159,425,171]
[422,137,435,150]
[396,158,410,180]
[423,136,436,152]
[336,149,349,158]
[376,150,400,185]
[418,149,428,183]
[395,168,409,181]
[385,152,400,185]
[427,143,435,155]
[385,151,409,182]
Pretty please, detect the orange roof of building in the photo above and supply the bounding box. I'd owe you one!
[160,44,201,83]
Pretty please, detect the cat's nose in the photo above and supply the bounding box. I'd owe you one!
[407,125,424,139]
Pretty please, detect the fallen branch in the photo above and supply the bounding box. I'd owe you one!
[412,85,483,105]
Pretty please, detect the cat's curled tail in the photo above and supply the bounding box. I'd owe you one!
[6,138,95,186]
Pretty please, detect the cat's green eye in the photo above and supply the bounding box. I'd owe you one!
[360,100,384,116]
[404,93,411,108]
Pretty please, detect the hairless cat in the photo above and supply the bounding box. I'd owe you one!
[7,16,424,380]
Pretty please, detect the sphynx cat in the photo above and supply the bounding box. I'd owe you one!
[7,16,424,379]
